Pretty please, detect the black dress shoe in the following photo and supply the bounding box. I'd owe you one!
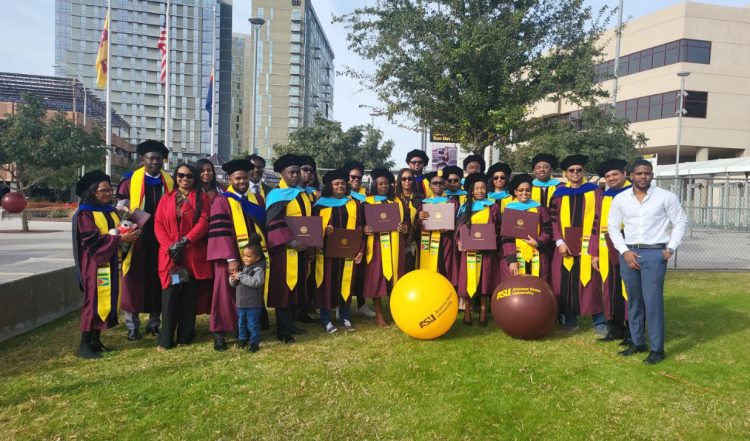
[643,351,666,365]
[618,344,648,356]
[127,329,143,341]
[249,343,260,353]
[290,326,308,335]
[296,315,317,324]
[145,325,160,336]
[236,339,248,349]
[278,335,295,344]
[619,337,633,347]
[597,328,625,342]
[213,333,227,351]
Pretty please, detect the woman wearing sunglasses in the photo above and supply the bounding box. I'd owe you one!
[153,163,212,350]
[395,168,420,273]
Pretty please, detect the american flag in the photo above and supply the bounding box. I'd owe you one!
[157,20,167,84]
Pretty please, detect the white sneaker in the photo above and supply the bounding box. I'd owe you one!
[357,304,376,318]
[342,319,355,332]
[325,322,338,334]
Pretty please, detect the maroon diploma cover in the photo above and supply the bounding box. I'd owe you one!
[564,226,583,256]
[286,216,324,248]
[459,223,497,251]
[365,203,401,233]
[325,228,362,258]
[500,208,539,240]
[421,203,455,231]
[128,208,152,228]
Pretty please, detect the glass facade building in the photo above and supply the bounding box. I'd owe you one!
[54,0,232,164]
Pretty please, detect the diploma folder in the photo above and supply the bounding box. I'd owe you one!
[365,203,401,233]
[128,208,152,227]
[421,203,455,231]
[325,228,363,259]
[500,208,539,240]
[285,216,324,248]
[459,223,497,251]
[564,227,583,256]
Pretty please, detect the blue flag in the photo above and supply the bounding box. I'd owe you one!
[205,71,214,127]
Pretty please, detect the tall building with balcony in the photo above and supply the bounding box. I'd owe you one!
[230,32,250,157]
[54,0,233,165]
[245,0,334,159]
[533,1,750,164]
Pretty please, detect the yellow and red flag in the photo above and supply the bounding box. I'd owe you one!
[95,12,109,89]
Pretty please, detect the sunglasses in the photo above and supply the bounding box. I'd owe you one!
[301,166,314,172]
[349,175,362,180]
[401,177,414,182]
[492,175,507,181]
[446,178,460,183]
[177,173,194,179]
[567,168,584,173]
[409,160,424,165]
[430,181,445,186]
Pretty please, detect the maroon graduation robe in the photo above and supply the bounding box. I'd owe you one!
[362,198,409,298]
[455,204,501,298]
[415,199,458,282]
[501,206,553,282]
[75,210,120,331]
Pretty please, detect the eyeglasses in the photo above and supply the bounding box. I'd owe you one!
[96,188,114,194]
[409,160,424,166]
[567,168,583,173]
[430,181,445,186]
[492,175,507,181]
[301,166,314,172]
[177,173,194,179]
[349,175,362,181]
[401,177,414,182]
[446,178,460,184]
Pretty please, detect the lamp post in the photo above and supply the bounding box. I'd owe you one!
[52,63,87,127]
[249,17,265,156]
[675,71,690,198]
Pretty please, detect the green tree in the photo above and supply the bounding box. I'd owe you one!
[273,116,395,170]
[0,93,104,231]
[336,0,612,154]
[507,104,647,173]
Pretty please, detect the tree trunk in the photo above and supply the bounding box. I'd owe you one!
[21,209,29,232]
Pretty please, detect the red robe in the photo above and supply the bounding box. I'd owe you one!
[153,190,211,289]
[74,210,121,331]
[455,204,501,298]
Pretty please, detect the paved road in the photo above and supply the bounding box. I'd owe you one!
[0,218,74,284]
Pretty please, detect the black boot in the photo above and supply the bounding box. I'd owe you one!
[597,321,625,342]
[78,332,102,359]
[213,332,227,351]
[90,330,112,352]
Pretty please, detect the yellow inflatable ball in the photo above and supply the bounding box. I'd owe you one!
[390,270,458,340]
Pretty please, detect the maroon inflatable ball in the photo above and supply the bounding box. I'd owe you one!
[1,192,27,214]
[491,275,557,339]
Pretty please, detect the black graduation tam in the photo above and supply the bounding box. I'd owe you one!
[221,159,253,175]
[560,154,589,170]
[322,168,348,186]
[442,165,463,179]
[508,173,534,194]
[462,154,486,172]
[298,155,317,171]
[136,139,169,158]
[531,153,558,170]
[342,160,365,174]
[596,158,628,177]
[487,162,512,179]
[423,171,441,182]
[406,149,429,165]
[76,170,111,197]
[369,167,395,184]
[273,154,302,173]
[463,172,488,192]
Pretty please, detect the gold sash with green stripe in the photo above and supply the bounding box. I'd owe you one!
[315,199,358,301]
[92,211,121,322]
[560,185,596,286]
[365,196,404,283]
[466,206,490,298]
[514,207,541,276]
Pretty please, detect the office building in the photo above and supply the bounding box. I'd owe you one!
[54,0,233,164]
[245,0,334,159]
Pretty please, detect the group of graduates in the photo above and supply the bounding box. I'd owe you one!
[72,140,635,358]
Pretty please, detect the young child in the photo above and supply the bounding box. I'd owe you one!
[228,234,266,353]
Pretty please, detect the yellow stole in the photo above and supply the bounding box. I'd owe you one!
[283,190,312,291]
[91,211,122,321]
[365,196,404,283]
[514,207,541,276]
[315,199,358,301]
[123,167,173,276]
[560,184,596,286]
[226,185,270,301]
[466,206,490,298]
[419,200,445,272]
[532,184,557,207]
[599,182,630,301]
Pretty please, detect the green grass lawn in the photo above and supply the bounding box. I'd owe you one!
[1,272,749,440]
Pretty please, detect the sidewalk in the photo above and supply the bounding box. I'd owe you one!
[0,217,74,284]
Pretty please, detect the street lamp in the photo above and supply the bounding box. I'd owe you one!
[52,63,87,128]
[675,71,690,198]
[249,17,266,156]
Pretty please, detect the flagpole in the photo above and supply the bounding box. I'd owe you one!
[105,0,112,175]
[164,0,171,168]
[209,1,216,157]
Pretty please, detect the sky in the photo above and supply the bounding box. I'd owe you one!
[1,0,748,163]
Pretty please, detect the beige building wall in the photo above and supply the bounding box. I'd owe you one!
[532,2,750,164]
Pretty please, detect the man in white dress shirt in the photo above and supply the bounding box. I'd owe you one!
[608,159,688,364]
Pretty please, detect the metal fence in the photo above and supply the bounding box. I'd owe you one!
[653,177,750,270]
